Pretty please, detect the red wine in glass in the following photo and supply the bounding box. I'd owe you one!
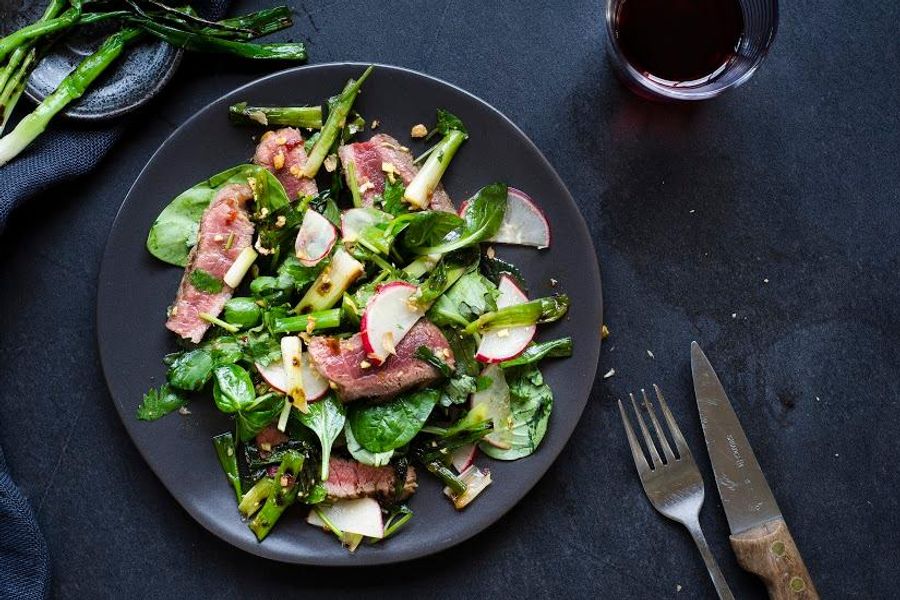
[615,0,745,84]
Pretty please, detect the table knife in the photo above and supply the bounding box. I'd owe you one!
[690,342,819,600]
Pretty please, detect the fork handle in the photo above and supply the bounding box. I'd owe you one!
[730,518,819,600]
[685,520,736,600]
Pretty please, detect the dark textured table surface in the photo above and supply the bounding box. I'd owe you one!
[1,1,898,598]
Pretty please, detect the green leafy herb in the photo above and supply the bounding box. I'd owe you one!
[241,327,282,367]
[479,366,553,460]
[347,388,439,453]
[212,364,256,413]
[427,108,468,140]
[205,335,244,365]
[167,349,214,391]
[380,178,409,216]
[344,422,393,467]
[499,337,573,368]
[236,393,284,442]
[297,395,346,480]
[410,182,507,255]
[136,384,186,421]
[190,269,224,294]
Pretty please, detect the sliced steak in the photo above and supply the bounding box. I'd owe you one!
[253,127,318,201]
[324,457,416,502]
[338,133,455,212]
[255,424,288,451]
[166,184,255,343]
[307,319,454,402]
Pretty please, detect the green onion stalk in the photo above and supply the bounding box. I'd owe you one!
[0,28,142,167]
[228,102,323,128]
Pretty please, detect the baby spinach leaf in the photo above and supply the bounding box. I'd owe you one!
[415,345,477,407]
[401,211,465,249]
[190,269,224,294]
[479,366,553,461]
[236,394,285,442]
[167,349,214,391]
[348,388,439,453]
[146,164,275,267]
[413,248,479,309]
[411,182,507,255]
[137,384,186,421]
[428,271,498,327]
[480,254,528,293]
[499,337,573,369]
[206,335,243,365]
[344,422,393,467]
[297,395,345,480]
[223,297,262,328]
[212,364,256,413]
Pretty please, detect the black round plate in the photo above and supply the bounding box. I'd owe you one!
[97,63,603,565]
[0,1,180,120]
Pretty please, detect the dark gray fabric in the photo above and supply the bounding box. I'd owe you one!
[0,0,231,234]
[0,1,230,596]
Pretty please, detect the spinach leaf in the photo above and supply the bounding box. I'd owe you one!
[499,337,573,368]
[146,165,282,267]
[348,388,439,453]
[248,167,290,214]
[412,248,479,308]
[344,422,393,467]
[223,297,261,328]
[212,364,256,413]
[401,211,465,249]
[236,394,285,442]
[428,271,498,327]
[411,182,507,255]
[206,335,243,365]
[136,384,186,421]
[297,395,345,480]
[240,328,282,367]
[414,345,476,407]
[479,366,553,460]
[480,254,528,293]
[277,255,321,292]
[189,269,224,294]
[167,349,214,391]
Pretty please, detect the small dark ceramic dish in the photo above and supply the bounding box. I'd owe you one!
[97,63,603,565]
[0,0,181,120]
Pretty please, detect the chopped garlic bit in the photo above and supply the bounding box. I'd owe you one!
[647,350,655,359]
[359,180,375,194]
[261,131,275,141]
[359,360,372,369]
[213,234,225,242]
[275,215,287,228]
[371,119,380,129]
[381,161,398,183]
[601,324,610,339]
[485,246,496,259]
[290,164,303,178]
[254,237,271,256]
[549,277,558,287]
[273,152,285,171]
[323,154,338,172]
[496,329,510,338]
[603,368,615,379]
[329,381,339,390]
[275,136,287,145]
[410,123,428,138]
[178,406,191,415]
[382,331,397,356]
[248,111,268,126]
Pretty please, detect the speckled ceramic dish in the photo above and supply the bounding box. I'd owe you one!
[0,1,181,120]
[97,63,603,565]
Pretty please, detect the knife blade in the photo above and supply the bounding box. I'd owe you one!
[691,342,819,599]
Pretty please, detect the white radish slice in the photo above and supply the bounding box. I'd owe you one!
[341,208,391,243]
[475,275,536,363]
[256,354,329,402]
[470,364,513,449]
[307,498,384,538]
[360,281,424,366]
[450,443,477,473]
[295,210,337,267]
[459,187,550,248]
[444,465,492,510]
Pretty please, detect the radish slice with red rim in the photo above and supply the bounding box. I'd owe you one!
[459,187,550,248]
[256,355,330,401]
[360,281,424,365]
[475,275,536,363]
[450,443,477,473]
[295,209,337,266]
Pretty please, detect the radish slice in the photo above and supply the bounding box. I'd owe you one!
[450,443,477,472]
[459,187,550,248]
[341,208,391,243]
[444,465,492,510]
[360,281,424,365]
[256,354,329,402]
[470,364,513,449]
[295,210,337,267]
[307,498,384,538]
[475,276,536,363]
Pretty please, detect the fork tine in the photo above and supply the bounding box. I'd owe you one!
[642,388,676,463]
[617,399,650,475]
[653,384,693,461]
[629,392,662,468]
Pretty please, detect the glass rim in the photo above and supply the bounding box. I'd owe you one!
[604,0,779,101]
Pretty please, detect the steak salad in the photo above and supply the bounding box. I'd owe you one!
[141,66,571,552]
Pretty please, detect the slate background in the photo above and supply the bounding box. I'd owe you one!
[1,0,898,597]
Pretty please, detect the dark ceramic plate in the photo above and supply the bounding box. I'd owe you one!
[0,1,180,120]
[97,63,603,565]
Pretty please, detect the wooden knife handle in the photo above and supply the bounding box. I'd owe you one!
[730,518,819,600]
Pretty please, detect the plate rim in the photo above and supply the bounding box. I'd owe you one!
[96,61,603,565]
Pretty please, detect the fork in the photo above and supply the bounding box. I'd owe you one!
[617,385,735,600]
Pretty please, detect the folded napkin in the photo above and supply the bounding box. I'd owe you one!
[0,2,230,596]
[0,0,231,235]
